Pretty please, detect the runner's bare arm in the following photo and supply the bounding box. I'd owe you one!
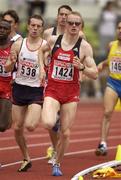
[73,40,98,79]
[97,59,108,72]
[97,41,113,72]
[38,42,50,85]
[5,39,23,72]
[83,41,98,79]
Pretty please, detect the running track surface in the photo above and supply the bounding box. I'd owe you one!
[0,99,121,180]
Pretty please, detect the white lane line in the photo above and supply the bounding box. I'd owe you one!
[0,128,120,141]
[1,120,119,134]
[1,146,116,168]
[0,135,120,151]
[0,130,99,141]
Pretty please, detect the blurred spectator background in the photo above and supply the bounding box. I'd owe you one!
[26,0,47,17]
[95,1,117,59]
[0,0,121,99]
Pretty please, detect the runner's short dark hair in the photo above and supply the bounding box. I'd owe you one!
[58,5,72,14]
[2,9,19,23]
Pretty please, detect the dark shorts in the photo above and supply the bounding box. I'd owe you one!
[107,77,121,98]
[12,82,44,106]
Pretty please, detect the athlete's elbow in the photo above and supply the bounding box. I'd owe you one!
[89,69,98,80]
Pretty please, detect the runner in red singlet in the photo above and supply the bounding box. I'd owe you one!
[43,5,86,164]
[0,20,12,132]
[40,11,98,176]
[43,4,73,164]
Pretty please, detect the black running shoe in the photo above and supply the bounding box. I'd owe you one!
[18,159,32,172]
[95,143,107,156]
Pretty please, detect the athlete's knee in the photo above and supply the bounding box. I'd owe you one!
[26,125,35,132]
[0,115,12,132]
[104,109,113,120]
[43,121,55,130]
[0,117,8,132]
[0,122,12,132]
[13,122,24,132]
[26,119,40,131]
[61,129,70,140]
[25,121,36,131]
[45,122,54,129]
[42,116,55,129]
[0,126,6,132]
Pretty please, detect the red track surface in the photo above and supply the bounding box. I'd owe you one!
[0,99,121,180]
